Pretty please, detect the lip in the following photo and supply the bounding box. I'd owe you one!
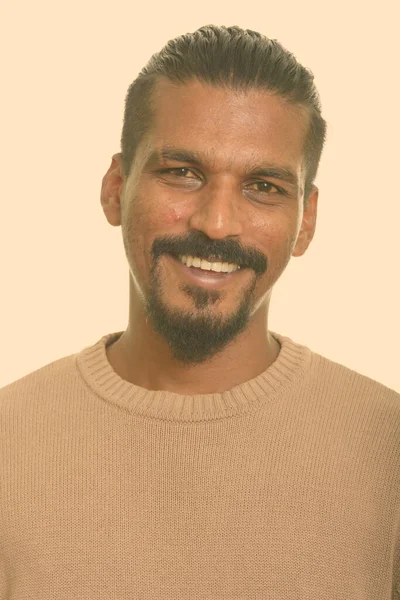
[168,254,247,289]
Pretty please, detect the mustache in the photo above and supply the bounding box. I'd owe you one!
[151,234,267,275]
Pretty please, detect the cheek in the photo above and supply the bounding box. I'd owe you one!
[134,179,184,228]
[128,193,184,260]
[160,203,184,226]
[255,215,288,246]
[254,214,299,265]
[146,201,184,230]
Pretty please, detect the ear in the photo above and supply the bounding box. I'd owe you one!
[292,185,319,257]
[100,153,125,227]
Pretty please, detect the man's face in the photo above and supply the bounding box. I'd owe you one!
[108,79,317,366]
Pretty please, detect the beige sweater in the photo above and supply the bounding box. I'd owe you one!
[1,330,399,599]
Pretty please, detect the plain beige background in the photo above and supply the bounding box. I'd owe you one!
[1,1,399,392]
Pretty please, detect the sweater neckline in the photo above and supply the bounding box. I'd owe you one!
[76,330,311,422]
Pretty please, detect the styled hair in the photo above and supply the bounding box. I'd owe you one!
[120,24,327,204]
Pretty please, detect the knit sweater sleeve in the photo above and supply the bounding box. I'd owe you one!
[393,509,400,599]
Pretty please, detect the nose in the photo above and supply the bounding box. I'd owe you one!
[187,176,244,240]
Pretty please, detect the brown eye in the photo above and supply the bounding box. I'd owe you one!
[248,181,280,194]
[157,167,202,191]
[165,168,197,178]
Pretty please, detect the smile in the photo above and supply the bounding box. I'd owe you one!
[168,254,248,290]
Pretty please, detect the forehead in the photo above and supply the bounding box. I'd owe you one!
[143,78,309,173]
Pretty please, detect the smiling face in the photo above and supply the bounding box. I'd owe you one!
[102,78,318,366]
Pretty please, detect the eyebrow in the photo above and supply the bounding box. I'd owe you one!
[144,147,302,193]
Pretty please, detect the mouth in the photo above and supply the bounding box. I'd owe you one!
[167,254,249,290]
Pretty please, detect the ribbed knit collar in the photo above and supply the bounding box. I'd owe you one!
[76,330,312,422]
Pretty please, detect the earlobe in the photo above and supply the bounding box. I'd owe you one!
[100,154,124,227]
[101,194,122,227]
[291,233,308,258]
[292,187,319,257]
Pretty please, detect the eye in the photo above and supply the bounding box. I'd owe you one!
[160,167,198,179]
[246,181,284,195]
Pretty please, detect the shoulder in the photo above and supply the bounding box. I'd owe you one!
[0,352,80,417]
[307,347,400,418]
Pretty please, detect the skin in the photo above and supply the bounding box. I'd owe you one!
[100,78,318,395]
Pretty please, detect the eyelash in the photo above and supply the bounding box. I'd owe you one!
[157,168,288,196]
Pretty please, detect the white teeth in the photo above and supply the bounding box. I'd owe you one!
[179,255,240,273]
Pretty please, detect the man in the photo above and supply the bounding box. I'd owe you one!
[1,24,399,600]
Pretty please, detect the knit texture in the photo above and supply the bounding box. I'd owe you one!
[0,330,399,599]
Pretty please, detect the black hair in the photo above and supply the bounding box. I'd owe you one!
[121,24,327,204]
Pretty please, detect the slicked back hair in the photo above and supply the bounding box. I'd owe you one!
[120,25,327,206]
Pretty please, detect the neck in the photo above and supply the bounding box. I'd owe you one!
[106,312,281,395]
